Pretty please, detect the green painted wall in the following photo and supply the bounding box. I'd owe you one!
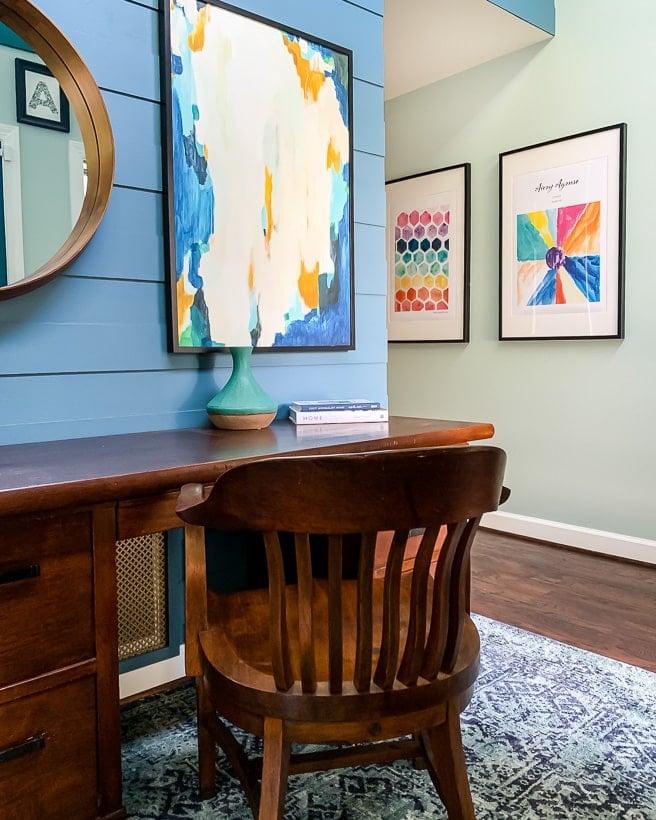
[385,0,656,541]
[0,45,82,275]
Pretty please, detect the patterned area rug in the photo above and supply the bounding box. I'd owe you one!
[121,616,656,818]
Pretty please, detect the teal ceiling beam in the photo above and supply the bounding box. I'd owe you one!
[487,0,555,36]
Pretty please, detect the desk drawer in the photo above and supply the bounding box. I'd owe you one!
[0,675,98,819]
[0,511,95,687]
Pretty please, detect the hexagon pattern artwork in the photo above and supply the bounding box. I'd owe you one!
[394,207,451,313]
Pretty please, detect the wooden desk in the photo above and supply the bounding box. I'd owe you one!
[0,417,493,819]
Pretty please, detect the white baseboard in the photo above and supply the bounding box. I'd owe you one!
[482,511,656,565]
[119,646,187,701]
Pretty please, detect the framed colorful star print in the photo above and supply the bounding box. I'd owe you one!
[499,124,626,340]
[386,163,470,342]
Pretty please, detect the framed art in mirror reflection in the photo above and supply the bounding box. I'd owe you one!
[15,57,70,133]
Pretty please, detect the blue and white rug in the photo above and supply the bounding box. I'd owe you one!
[121,616,656,818]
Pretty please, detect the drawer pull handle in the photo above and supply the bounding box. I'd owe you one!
[0,564,41,586]
[0,733,46,765]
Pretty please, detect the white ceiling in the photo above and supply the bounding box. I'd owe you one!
[384,0,552,101]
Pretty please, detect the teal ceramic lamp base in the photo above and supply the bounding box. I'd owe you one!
[206,346,277,430]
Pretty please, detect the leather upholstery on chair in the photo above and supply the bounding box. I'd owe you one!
[176,445,508,819]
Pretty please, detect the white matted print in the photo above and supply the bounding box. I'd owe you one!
[386,164,470,343]
[499,123,626,340]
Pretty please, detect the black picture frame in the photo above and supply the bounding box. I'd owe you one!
[160,1,354,353]
[499,123,627,340]
[15,58,70,133]
[386,163,471,343]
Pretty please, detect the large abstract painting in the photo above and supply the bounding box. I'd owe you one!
[162,1,354,352]
[499,124,626,340]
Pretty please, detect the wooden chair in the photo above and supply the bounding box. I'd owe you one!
[176,444,507,819]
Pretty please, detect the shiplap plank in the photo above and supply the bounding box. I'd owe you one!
[106,92,163,191]
[355,223,386,296]
[354,152,386,227]
[0,360,388,445]
[0,277,163,327]
[34,0,160,101]
[0,291,387,376]
[347,0,383,15]
[73,187,165,283]
[353,80,385,156]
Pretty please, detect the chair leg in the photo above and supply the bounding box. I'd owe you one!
[258,717,291,820]
[420,699,475,820]
[196,678,218,800]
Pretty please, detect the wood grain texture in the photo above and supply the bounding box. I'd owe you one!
[470,529,656,673]
[0,510,94,687]
[0,676,99,818]
[0,418,494,515]
[92,503,124,818]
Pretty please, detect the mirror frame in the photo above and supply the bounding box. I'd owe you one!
[0,0,114,299]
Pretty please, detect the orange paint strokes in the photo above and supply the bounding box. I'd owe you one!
[563,201,600,258]
[248,254,255,292]
[554,271,566,304]
[263,166,274,254]
[283,35,325,101]
[188,5,210,52]
[298,260,319,309]
[326,138,341,172]
[176,276,195,340]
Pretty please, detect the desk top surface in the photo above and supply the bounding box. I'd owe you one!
[0,417,494,515]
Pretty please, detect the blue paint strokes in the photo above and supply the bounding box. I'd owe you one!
[528,268,557,306]
[331,52,350,126]
[171,54,183,75]
[171,91,215,287]
[564,255,601,302]
[528,255,600,306]
[273,198,351,347]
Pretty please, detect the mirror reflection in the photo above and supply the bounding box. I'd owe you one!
[0,22,86,287]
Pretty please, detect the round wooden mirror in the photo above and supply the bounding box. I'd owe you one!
[0,0,114,299]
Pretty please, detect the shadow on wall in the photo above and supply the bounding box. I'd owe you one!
[385,40,551,173]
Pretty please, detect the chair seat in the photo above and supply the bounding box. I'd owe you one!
[201,577,480,736]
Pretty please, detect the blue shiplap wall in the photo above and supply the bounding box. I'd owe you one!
[0,0,387,445]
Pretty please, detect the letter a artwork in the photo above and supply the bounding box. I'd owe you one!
[28,80,59,117]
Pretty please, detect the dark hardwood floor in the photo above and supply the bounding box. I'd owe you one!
[470,528,656,673]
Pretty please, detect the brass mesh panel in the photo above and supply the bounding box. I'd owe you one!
[117,533,168,661]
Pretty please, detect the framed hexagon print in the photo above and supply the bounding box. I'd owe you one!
[386,164,470,343]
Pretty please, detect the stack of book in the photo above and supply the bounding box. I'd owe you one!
[288,399,388,425]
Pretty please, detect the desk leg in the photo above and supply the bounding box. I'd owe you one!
[93,504,126,819]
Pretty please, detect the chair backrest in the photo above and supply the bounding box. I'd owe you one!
[177,445,507,694]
